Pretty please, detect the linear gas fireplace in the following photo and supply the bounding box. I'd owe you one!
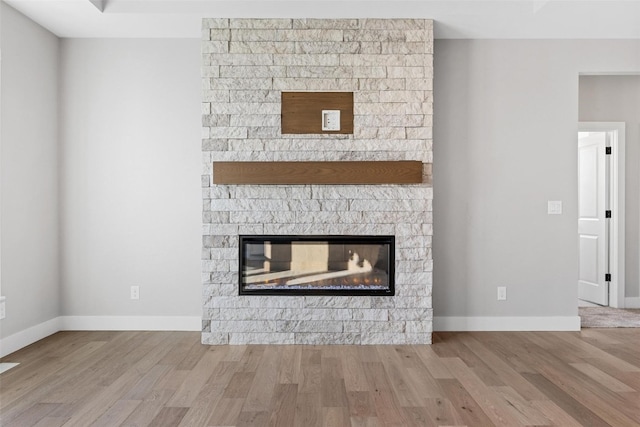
[239,235,395,296]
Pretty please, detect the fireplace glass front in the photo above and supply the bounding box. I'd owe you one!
[239,235,395,296]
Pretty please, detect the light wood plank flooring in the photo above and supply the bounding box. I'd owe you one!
[1,329,639,426]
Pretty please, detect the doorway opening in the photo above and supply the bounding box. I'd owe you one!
[578,122,625,308]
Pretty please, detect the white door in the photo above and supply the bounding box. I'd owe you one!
[578,132,609,305]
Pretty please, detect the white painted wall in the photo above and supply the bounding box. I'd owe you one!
[579,76,640,299]
[0,3,60,338]
[433,40,640,324]
[59,39,202,319]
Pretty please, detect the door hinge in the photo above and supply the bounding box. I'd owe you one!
[606,210,612,218]
[605,273,612,282]
[606,147,612,155]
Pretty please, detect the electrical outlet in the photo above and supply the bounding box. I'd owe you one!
[547,200,562,215]
[321,110,340,131]
[497,287,507,301]
[130,286,140,300]
[0,297,6,320]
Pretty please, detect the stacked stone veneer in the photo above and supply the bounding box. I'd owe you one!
[201,18,433,345]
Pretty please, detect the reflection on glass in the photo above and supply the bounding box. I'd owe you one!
[240,238,392,293]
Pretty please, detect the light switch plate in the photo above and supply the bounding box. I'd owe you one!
[548,201,562,215]
[321,110,340,131]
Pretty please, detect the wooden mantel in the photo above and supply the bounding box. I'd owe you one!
[212,161,424,185]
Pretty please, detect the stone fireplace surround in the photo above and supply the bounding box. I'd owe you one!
[201,18,433,345]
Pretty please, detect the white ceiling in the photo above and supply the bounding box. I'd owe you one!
[4,0,640,39]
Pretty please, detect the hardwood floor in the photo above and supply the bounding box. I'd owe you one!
[1,329,639,426]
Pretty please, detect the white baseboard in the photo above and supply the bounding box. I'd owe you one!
[434,316,581,331]
[2,315,587,356]
[60,316,201,331]
[0,317,61,358]
[1,316,201,358]
[625,297,640,308]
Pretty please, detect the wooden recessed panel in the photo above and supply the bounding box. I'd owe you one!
[281,92,354,134]
[213,161,423,185]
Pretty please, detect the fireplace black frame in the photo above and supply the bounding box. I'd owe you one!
[238,235,395,296]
